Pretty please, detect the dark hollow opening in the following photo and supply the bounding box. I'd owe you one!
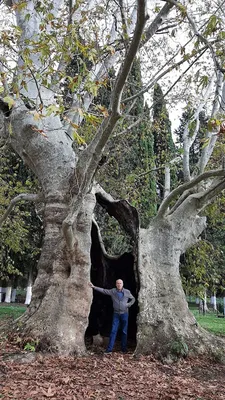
[86,220,139,350]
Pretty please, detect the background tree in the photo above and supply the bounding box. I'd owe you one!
[0,147,43,300]
[151,83,176,205]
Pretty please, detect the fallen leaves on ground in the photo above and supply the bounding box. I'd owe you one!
[0,341,225,400]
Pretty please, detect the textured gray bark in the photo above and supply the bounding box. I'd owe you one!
[2,102,96,354]
[135,207,225,358]
[136,218,202,357]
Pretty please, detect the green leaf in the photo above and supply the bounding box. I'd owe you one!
[3,96,15,109]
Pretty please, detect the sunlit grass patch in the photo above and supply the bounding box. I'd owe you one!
[190,307,225,336]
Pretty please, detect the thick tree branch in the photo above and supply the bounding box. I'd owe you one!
[113,114,144,137]
[142,2,174,45]
[197,179,225,210]
[95,184,139,239]
[0,193,44,226]
[109,1,147,116]
[157,169,225,218]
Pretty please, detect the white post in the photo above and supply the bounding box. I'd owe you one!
[212,291,217,311]
[196,297,200,304]
[223,297,225,316]
[204,289,208,313]
[25,285,32,305]
[25,267,33,305]
[4,286,12,303]
[11,288,17,303]
[0,287,2,302]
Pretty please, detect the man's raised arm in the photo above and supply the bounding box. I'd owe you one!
[89,282,112,296]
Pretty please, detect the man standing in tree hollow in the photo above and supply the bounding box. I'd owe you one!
[89,279,135,353]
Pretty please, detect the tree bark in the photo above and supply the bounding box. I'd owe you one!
[11,289,17,303]
[135,216,222,358]
[20,192,96,355]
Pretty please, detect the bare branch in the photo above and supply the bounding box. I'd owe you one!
[113,114,144,137]
[123,45,208,103]
[164,0,225,73]
[157,169,225,218]
[0,193,44,226]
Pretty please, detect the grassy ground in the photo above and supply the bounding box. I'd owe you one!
[0,303,27,321]
[191,307,225,336]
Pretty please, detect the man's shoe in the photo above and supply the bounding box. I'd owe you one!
[104,350,112,355]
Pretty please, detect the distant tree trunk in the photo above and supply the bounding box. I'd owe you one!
[11,288,17,303]
[4,286,12,303]
[25,267,33,305]
[199,299,204,314]
[204,289,208,313]
[0,286,3,302]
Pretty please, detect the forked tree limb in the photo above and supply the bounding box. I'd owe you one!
[157,169,225,218]
[0,193,44,226]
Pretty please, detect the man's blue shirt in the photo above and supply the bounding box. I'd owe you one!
[116,290,124,300]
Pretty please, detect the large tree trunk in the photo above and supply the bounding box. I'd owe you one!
[20,192,95,355]
[5,106,96,355]
[135,215,221,358]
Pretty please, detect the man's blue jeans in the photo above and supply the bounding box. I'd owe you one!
[107,312,128,352]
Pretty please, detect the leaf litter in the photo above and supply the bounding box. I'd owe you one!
[0,340,225,399]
